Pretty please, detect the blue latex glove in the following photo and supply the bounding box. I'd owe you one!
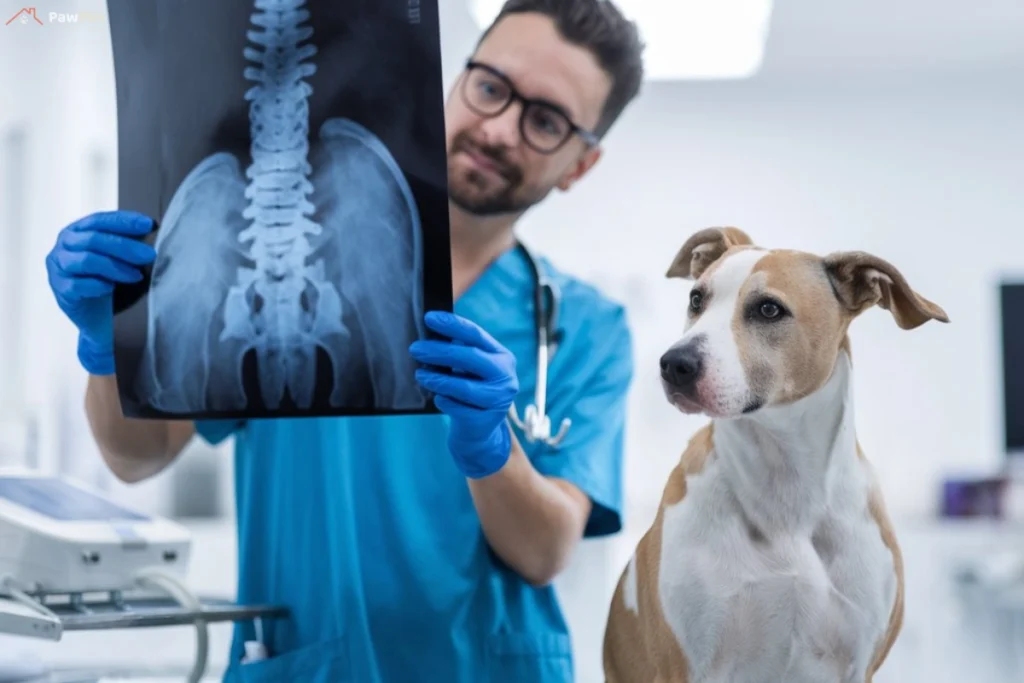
[409,311,519,478]
[45,210,157,375]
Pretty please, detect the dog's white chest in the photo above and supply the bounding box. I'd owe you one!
[657,459,896,683]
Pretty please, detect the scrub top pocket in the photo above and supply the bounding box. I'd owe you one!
[224,635,352,683]
[485,631,574,683]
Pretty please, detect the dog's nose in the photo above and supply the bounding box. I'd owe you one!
[660,344,703,389]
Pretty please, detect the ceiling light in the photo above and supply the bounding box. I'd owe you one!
[467,0,773,81]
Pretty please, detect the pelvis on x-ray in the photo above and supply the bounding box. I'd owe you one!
[135,0,426,414]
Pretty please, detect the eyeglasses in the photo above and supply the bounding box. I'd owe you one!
[459,60,599,155]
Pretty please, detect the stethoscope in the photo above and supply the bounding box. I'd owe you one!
[506,240,572,447]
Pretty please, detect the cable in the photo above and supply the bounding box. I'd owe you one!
[133,567,209,683]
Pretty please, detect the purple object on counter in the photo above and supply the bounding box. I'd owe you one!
[941,477,1008,518]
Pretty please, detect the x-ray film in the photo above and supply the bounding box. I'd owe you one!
[109,0,452,420]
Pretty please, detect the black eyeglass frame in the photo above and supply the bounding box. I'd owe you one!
[460,60,600,154]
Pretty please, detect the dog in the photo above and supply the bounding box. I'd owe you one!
[602,227,948,683]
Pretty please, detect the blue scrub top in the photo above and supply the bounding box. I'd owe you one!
[196,245,634,683]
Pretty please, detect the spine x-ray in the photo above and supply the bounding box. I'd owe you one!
[109,0,452,420]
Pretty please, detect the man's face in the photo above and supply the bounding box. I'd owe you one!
[445,12,612,217]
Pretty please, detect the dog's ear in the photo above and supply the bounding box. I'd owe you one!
[823,251,949,329]
[666,227,754,280]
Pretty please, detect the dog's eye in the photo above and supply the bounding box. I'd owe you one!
[689,290,703,313]
[759,301,782,319]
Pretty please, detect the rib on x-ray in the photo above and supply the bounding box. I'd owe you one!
[109,0,452,419]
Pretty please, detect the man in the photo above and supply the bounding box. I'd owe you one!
[45,0,645,680]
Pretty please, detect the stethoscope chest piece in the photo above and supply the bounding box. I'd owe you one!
[506,240,572,448]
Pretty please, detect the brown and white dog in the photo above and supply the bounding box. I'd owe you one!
[602,227,948,683]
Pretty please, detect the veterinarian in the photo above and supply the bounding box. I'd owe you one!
[43,1,645,681]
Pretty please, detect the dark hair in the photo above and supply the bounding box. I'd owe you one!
[478,0,645,139]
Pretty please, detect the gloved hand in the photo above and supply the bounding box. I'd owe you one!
[45,210,157,375]
[409,311,519,478]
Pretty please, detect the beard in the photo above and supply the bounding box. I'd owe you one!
[446,131,550,216]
